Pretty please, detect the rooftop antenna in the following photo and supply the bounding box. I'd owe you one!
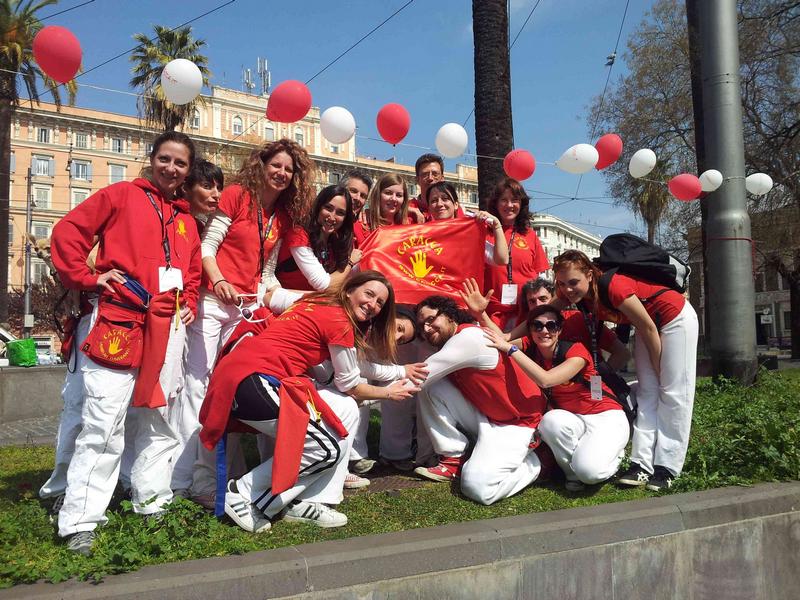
[257,57,271,95]
[242,66,255,94]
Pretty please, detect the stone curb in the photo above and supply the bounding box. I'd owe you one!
[4,481,799,599]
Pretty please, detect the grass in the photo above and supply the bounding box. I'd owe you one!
[2,368,799,588]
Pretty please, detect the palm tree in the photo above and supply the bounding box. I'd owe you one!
[632,163,672,244]
[129,25,210,132]
[0,0,77,322]
[472,0,514,209]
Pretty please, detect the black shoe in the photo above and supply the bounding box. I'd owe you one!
[616,463,651,487]
[646,466,674,491]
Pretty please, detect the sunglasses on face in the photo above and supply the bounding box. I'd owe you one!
[531,320,561,333]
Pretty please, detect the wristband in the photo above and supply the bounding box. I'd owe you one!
[212,279,228,289]
[506,344,519,357]
[348,260,357,268]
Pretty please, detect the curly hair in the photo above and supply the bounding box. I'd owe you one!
[487,177,531,234]
[414,295,473,325]
[365,173,409,230]
[231,138,316,226]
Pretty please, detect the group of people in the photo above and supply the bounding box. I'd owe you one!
[40,131,698,556]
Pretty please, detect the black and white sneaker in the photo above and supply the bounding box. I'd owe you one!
[646,466,674,491]
[224,480,271,533]
[283,500,348,528]
[616,463,651,487]
[66,530,96,556]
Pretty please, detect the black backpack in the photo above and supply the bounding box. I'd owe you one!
[594,233,690,323]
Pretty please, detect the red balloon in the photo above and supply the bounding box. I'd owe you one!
[503,149,536,181]
[376,103,410,144]
[266,80,312,123]
[668,174,702,201]
[594,133,623,170]
[33,26,82,84]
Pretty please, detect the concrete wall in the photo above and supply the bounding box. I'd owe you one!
[0,365,65,423]
[5,482,799,599]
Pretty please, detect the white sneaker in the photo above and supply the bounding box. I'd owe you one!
[350,458,376,475]
[343,472,370,489]
[66,530,96,556]
[283,501,348,528]
[224,480,271,533]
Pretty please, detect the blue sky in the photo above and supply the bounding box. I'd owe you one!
[38,0,657,239]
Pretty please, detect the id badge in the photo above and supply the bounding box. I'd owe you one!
[158,266,184,292]
[500,283,519,305]
[589,375,603,401]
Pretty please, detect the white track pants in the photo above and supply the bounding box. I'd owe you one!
[630,302,699,476]
[39,313,94,499]
[234,381,356,518]
[58,320,186,537]
[419,379,540,505]
[172,290,248,491]
[538,409,629,484]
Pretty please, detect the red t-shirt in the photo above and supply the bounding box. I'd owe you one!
[447,324,546,428]
[602,273,685,328]
[523,340,620,415]
[207,184,291,294]
[485,228,550,319]
[558,308,619,354]
[229,301,355,380]
[274,226,337,291]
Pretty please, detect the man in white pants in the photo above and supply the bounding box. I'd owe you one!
[413,296,546,505]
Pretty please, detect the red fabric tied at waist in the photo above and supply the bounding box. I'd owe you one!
[271,377,348,495]
[132,291,178,409]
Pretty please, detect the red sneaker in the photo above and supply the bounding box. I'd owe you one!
[413,456,463,482]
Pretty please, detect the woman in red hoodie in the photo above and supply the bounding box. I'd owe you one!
[50,131,201,556]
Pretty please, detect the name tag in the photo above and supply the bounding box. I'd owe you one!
[500,283,518,305]
[590,375,603,401]
[158,266,183,292]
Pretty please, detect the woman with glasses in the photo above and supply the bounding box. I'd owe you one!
[552,250,698,492]
[484,304,629,492]
[179,139,315,502]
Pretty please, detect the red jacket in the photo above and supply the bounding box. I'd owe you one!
[51,178,201,313]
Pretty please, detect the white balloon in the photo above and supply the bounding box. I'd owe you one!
[745,172,773,196]
[435,122,469,158]
[699,169,723,192]
[629,148,657,179]
[555,143,599,174]
[160,58,202,105]
[320,106,356,144]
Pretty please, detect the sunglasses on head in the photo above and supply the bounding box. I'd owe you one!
[531,320,561,333]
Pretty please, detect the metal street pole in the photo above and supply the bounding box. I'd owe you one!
[23,167,33,338]
[691,0,757,383]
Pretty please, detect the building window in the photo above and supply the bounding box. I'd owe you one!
[10,152,14,173]
[8,222,13,246]
[37,127,51,143]
[232,116,243,135]
[192,110,201,129]
[407,183,417,197]
[265,124,275,141]
[71,160,91,181]
[330,144,339,154]
[32,221,50,240]
[755,272,765,293]
[33,186,51,209]
[328,172,340,184]
[32,155,53,177]
[109,164,125,184]
[74,131,88,149]
[294,127,304,146]
[71,188,90,208]
[32,260,50,284]
[111,137,124,153]
[784,311,792,331]
[145,142,154,156]
[470,192,478,205]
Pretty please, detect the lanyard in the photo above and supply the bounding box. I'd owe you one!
[257,208,277,275]
[144,190,177,268]
[577,302,600,368]
[506,230,516,283]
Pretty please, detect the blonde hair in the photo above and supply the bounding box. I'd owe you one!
[366,173,409,230]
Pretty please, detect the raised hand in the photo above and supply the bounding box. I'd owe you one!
[459,277,491,317]
[484,327,513,354]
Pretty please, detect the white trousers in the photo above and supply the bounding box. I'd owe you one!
[419,378,540,505]
[235,381,357,518]
[172,290,249,491]
[538,409,629,484]
[39,312,94,499]
[350,404,372,461]
[630,302,699,475]
[58,319,186,537]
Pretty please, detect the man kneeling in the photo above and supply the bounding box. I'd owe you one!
[413,296,546,505]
